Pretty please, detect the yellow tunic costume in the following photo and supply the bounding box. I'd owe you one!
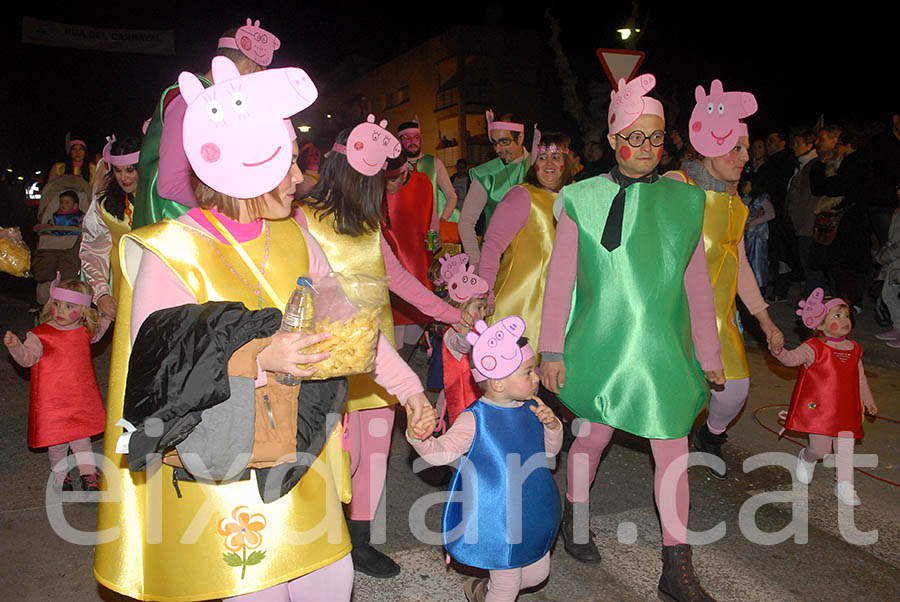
[298,204,397,412]
[491,184,556,355]
[700,189,750,379]
[94,216,351,602]
[97,200,131,298]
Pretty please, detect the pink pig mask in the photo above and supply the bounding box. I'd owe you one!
[608,73,665,135]
[179,56,318,199]
[689,79,758,158]
[466,316,531,382]
[218,19,281,67]
[437,252,489,303]
[332,115,402,177]
[796,288,848,329]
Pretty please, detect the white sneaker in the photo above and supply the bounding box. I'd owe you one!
[796,450,816,484]
[835,481,861,506]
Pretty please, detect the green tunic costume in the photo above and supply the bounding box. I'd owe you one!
[469,155,528,226]
[560,176,709,439]
[408,154,458,222]
[134,75,212,228]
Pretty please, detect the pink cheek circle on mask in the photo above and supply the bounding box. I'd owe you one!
[201,143,221,163]
[692,120,702,132]
[480,355,497,372]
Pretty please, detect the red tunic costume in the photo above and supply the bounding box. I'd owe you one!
[382,171,435,325]
[785,337,863,438]
[28,323,105,448]
[442,339,481,427]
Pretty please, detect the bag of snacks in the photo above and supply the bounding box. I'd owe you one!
[0,227,31,277]
[298,272,389,379]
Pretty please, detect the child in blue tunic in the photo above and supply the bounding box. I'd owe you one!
[408,316,562,602]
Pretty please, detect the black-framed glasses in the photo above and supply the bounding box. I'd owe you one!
[617,130,666,148]
[492,137,515,148]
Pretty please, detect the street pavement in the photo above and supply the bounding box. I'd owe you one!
[1,272,898,601]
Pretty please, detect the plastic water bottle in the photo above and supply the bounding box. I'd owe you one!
[275,276,315,386]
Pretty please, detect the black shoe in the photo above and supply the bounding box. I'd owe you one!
[346,519,400,578]
[60,475,75,491]
[561,499,601,563]
[692,424,727,479]
[658,544,717,602]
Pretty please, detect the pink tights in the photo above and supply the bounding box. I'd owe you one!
[345,406,396,521]
[802,433,856,483]
[47,437,95,484]
[486,552,550,602]
[223,554,353,602]
[566,421,690,546]
[706,377,750,434]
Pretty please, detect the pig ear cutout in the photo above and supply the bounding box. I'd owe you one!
[366,114,376,123]
[465,331,479,346]
[694,84,707,103]
[178,71,205,104]
[211,56,241,84]
[710,79,724,95]
[379,119,388,128]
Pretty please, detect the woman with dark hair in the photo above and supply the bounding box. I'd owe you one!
[478,129,574,351]
[47,133,95,184]
[293,125,461,579]
[80,135,140,326]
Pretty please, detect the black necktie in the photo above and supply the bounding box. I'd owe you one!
[600,167,658,252]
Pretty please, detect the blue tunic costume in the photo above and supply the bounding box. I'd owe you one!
[443,399,561,570]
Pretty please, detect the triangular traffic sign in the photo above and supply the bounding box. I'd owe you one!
[596,48,646,89]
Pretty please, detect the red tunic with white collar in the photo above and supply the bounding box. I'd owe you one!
[785,337,863,438]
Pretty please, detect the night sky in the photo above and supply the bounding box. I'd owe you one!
[2,1,896,178]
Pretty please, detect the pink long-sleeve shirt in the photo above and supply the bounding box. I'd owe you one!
[156,95,199,207]
[291,208,461,325]
[408,397,563,465]
[538,206,723,371]
[771,340,875,407]
[477,185,555,294]
[130,208,424,404]
[7,321,102,368]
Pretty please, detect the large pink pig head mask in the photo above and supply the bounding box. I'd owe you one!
[339,115,402,176]
[466,316,531,382]
[689,79,757,158]
[437,252,489,303]
[179,56,318,198]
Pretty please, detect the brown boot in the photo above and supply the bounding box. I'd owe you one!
[463,576,487,602]
[657,544,717,602]
[561,499,601,563]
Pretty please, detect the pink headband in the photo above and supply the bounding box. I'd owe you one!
[486,109,524,135]
[796,288,848,329]
[608,74,665,135]
[689,79,758,158]
[49,272,92,307]
[337,115,402,176]
[398,117,421,137]
[436,252,488,303]
[530,124,569,165]
[65,133,86,153]
[466,316,530,382]
[102,135,140,167]
[217,19,281,67]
